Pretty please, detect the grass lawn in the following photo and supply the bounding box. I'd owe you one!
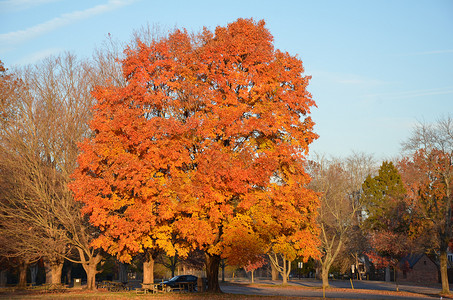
[0,289,314,300]
[2,282,451,300]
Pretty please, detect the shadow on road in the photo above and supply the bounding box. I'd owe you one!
[220,278,448,300]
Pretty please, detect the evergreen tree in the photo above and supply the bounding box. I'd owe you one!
[362,161,407,232]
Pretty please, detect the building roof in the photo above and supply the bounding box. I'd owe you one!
[400,253,437,269]
[402,254,424,268]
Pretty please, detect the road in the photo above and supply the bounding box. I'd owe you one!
[220,278,446,299]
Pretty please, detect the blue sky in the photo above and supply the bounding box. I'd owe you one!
[1,0,452,160]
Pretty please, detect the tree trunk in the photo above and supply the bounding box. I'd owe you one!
[268,253,292,284]
[30,263,38,286]
[221,259,225,282]
[44,259,63,284]
[286,259,291,282]
[354,254,362,280]
[385,266,390,282]
[169,255,177,278]
[51,262,63,284]
[18,260,27,288]
[77,248,103,290]
[0,269,7,287]
[80,252,103,290]
[143,250,155,284]
[65,263,72,285]
[45,261,52,284]
[321,266,329,289]
[271,262,279,280]
[85,263,97,290]
[205,252,221,293]
[251,270,255,283]
[282,258,288,284]
[440,250,450,294]
[118,262,128,283]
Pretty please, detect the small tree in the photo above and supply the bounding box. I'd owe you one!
[244,256,266,283]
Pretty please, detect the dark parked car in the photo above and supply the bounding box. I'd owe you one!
[160,275,198,292]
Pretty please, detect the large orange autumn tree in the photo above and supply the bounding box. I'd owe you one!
[70,18,319,292]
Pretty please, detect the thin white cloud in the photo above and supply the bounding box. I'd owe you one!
[336,78,384,86]
[0,0,61,12]
[399,49,453,56]
[310,70,387,87]
[417,50,453,55]
[364,87,453,100]
[0,0,136,46]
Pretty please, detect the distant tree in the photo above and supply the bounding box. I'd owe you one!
[400,116,453,294]
[0,58,68,285]
[244,256,266,283]
[362,161,407,231]
[0,60,40,288]
[92,33,126,88]
[343,153,376,280]
[308,153,375,288]
[0,55,103,289]
[362,161,410,281]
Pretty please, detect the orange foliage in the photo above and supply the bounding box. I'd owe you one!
[398,149,453,245]
[70,18,319,266]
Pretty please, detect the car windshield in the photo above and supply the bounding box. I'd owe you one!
[169,276,180,281]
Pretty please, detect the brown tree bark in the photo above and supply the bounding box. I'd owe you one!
[271,262,279,280]
[282,258,288,285]
[50,262,63,284]
[79,252,103,290]
[205,253,221,293]
[143,250,156,284]
[268,253,292,285]
[65,263,72,285]
[0,269,7,287]
[44,258,63,284]
[440,249,450,294]
[30,263,38,286]
[321,266,329,289]
[84,263,97,290]
[17,260,27,288]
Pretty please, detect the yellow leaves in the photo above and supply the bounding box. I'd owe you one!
[142,236,155,250]
[271,236,297,261]
[254,136,275,152]
[221,214,268,266]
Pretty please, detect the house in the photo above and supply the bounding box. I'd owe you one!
[398,253,438,284]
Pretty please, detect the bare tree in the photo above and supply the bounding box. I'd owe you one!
[308,153,375,288]
[92,34,126,88]
[0,54,102,288]
[91,23,167,89]
[0,59,69,284]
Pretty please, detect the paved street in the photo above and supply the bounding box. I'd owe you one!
[220,278,446,299]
